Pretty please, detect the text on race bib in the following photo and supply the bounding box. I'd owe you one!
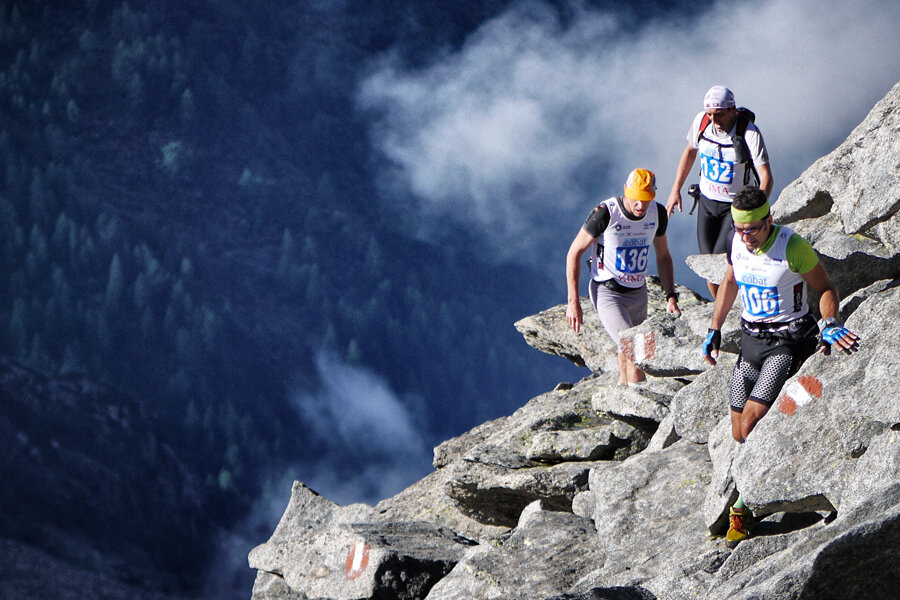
[700,153,734,184]
[739,283,781,317]
[615,246,649,274]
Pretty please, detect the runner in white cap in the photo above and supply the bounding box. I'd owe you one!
[566,169,681,386]
[666,86,774,298]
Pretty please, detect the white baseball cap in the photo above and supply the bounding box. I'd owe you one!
[703,85,735,110]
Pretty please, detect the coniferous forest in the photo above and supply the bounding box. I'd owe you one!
[0,0,591,594]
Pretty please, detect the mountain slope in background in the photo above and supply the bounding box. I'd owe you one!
[0,0,589,596]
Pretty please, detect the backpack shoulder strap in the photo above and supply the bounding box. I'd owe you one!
[735,112,750,137]
[697,113,712,143]
[735,107,755,134]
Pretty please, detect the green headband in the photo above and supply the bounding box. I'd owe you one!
[731,201,770,224]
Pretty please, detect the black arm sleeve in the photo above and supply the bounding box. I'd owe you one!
[655,202,669,237]
[583,205,611,238]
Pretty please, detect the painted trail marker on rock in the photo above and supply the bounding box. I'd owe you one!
[622,331,656,363]
[779,375,823,416]
[344,541,370,581]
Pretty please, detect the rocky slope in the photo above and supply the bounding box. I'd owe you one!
[247,81,900,600]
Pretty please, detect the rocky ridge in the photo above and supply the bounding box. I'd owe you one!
[247,81,900,599]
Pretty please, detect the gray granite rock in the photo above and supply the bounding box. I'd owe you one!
[623,303,742,377]
[770,81,900,299]
[702,417,740,535]
[248,483,477,599]
[433,376,660,528]
[249,519,474,600]
[424,501,605,600]
[514,277,706,374]
[773,81,900,236]
[706,483,900,600]
[645,412,680,452]
[728,287,900,518]
[685,253,729,288]
[544,586,657,600]
[670,354,734,444]
[585,441,714,590]
[443,459,594,527]
[590,381,672,422]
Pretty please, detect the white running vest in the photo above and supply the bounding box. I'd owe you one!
[731,225,809,323]
[690,111,765,202]
[590,197,658,289]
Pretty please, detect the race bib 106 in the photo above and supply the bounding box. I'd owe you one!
[739,282,780,317]
[700,153,734,184]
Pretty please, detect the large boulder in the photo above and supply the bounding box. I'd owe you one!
[685,254,729,290]
[773,81,900,235]
[670,354,735,444]
[437,377,661,528]
[589,379,681,422]
[706,483,900,600]
[424,501,605,600]
[582,440,722,599]
[771,81,900,296]
[514,277,706,374]
[624,303,742,376]
[248,482,475,600]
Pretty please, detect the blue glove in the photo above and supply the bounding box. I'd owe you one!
[702,329,721,357]
[821,324,851,345]
[818,317,859,355]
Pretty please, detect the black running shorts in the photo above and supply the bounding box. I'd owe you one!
[697,194,733,255]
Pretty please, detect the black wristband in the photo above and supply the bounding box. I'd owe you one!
[666,292,679,301]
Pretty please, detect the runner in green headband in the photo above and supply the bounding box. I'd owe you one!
[731,200,770,224]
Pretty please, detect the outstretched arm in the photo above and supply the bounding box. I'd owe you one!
[667,144,699,216]
[704,264,739,365]
[566,228,596,333]
[801,263,860,354]
[652,234,680,314]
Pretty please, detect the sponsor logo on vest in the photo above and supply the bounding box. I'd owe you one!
[617,274,645,284]
[740,273,768,286]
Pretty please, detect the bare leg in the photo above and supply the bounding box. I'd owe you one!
[740,398,771,441]
[730,409,744,443]
[618,351,646,385]
[707,281,719,300]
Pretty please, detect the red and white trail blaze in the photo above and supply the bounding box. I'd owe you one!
[778,375,823,416]
[621,331,656,363]
[344,541,370,581]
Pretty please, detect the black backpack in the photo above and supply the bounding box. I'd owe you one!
[697,106,758,185]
